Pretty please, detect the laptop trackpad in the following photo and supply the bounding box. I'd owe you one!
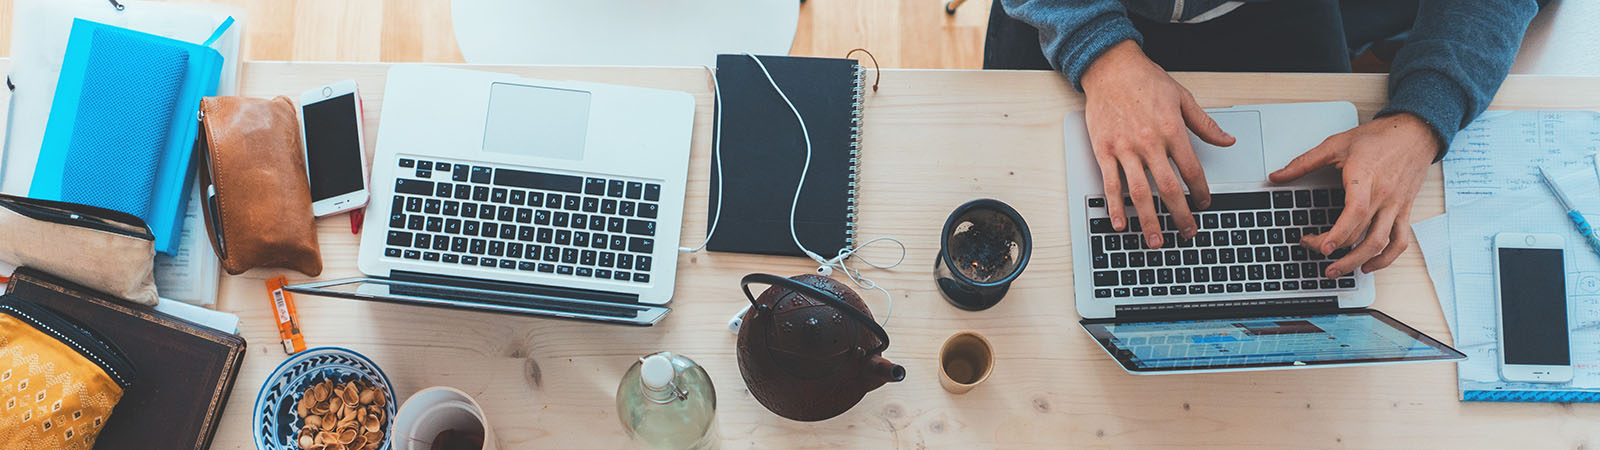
[483,82,591,160]
[1188,111,1265,184]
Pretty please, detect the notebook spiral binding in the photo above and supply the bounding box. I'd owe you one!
[845,64,865,248]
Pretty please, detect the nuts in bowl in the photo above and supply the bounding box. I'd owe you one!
[296,380,388,450]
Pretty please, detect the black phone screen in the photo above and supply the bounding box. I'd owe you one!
[303,93,364,201]
[1498,247,1569,366]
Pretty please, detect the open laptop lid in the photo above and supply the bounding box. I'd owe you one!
[286,277,669,326]
[1081,309,1463,374]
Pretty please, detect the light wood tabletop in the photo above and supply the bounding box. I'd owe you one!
[193,62,1600,448]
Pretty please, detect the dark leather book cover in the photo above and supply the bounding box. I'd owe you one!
[708,54,862,257]
[5,267,246,450]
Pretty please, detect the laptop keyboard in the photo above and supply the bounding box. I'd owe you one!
[1086,189,1357,299]
[383,156,662,284]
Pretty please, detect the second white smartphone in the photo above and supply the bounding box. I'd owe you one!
[1492,232,1573,383]
[299,80,369,217]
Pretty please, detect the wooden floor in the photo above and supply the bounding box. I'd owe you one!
[0,0,993,69]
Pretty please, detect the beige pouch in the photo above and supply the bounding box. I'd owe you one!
[0,193,159,305]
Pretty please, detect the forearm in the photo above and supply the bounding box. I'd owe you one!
[1378,0,1539,159]
[999,0,1142,90]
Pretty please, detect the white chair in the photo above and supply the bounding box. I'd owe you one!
[450,0,799,66]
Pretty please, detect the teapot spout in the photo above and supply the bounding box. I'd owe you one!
[868,355,906,386]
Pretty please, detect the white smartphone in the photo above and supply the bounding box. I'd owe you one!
[299,80,369,217]
[1492,232,1573,383]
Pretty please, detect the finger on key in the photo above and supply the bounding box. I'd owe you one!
[1168,137,1212,210]
[1361,211,1413,273]
[1097,153,1128,231]
[1148,161,1197,238]
[1117,154,1164,248]
[1327,207,1396,277]
[1307,172,1374,254]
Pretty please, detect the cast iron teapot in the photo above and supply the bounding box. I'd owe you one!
[736,273,905,422]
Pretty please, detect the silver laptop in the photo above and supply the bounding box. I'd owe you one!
[288,65,694,326]
[1064,102,1462,373]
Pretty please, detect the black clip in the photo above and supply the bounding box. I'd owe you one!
[108,0,125,11]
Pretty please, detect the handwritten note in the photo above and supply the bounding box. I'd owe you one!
[1443,110,1600,208]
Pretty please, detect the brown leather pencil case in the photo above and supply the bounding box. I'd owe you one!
[196,96,323,276]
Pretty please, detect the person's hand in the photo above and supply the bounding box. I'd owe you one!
[1269,113,1440,277]
[1081,41,1236,249]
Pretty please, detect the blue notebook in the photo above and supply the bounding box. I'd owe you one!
[30,18,227,255]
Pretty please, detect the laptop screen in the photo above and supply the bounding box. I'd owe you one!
[1081,310,1463,373]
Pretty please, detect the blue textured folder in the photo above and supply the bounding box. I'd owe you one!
[30,19,224,255]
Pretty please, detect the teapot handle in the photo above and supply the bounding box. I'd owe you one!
[741,273,890,355]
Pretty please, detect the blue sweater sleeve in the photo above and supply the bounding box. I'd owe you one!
[1377,0,1539,160]
[999,0,1143,90]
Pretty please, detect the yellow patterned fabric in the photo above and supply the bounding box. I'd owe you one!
[0,314,122,450]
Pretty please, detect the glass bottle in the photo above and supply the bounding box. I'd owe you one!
[617,352,719,450]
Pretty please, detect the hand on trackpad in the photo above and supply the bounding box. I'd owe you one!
[1186,110,1265,184]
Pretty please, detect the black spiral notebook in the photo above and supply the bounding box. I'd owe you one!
[707,54,865,257]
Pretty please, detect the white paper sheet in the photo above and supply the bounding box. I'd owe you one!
[1442,110,1600,208]
[1448,163,1600,394]
[1413,214,1456,339]
[154,297,238,333]
[153,185,221,306]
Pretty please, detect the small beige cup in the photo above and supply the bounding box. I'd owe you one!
[391,386,500,450]
[939,331,995,394]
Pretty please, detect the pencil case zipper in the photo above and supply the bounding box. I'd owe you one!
[0,301,137,389]
[0,195,154,241]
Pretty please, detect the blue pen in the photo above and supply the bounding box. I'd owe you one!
[1539,165,1600,258]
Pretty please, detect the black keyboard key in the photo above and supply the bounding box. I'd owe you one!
[644,184,661,202]
[477,204,496,220]
[1189,285,1206,295]
[516,208,533,224]
[1110,253,1127,268]
[1220,214,1237,228]
[454,184,472,200]
[489,188,507,203]
[385,248,402,258]
[1226,283,1244,293]
[1312,189,1331,207]
[1122,235,1141,250]
[509,190,526,205]
[1202,214,1219,229]
[1129,252,1145,268]
[629,237,655,254]
[1090,218,1114,233]
[1138,269,1155,285]
[581,250,598,266]
[1300,280,1318,290]
[473,186,490,201]
[601,199,618,215]
[1255,212,1272,227]
[1338,278,1356,288]
[1164,251,1181,266]
[1237,248,1253,263]
[1274,211,1291,227]
[452,164,470,182]
[564,195,581,211]
[1292,210,1309,226]
[1145,251,1162,267]
[608,180,626,197]
[1286,228,1302,244]
[470,239,487,255]
[596,269,613,279]
[1267,264,1282,279]
[399,158,415,168]
[1272,191,1294,209]
[626,182,644,199]
[1095,288,1112,298]
[614,271,631,281]
[499,224,516,240]
[1265,281,1281,291]
[562,248,579,264]
[1204,267,1222,283]
[494,168,582,193]
[1248,265,1264,280]
[388,231,413,246]
[1320,279,1337,289]
[1267,229,1284,244]
[481,223,499,238]
[1310,209,1328,225]
[1208,284,1225,294]
[1176,268,1192,283]
[470,166,493,184]
[405,197,424,213]
[1219,248,1235,264]
[574,232,590,247]
[1238,212,1255,228]
[600,252,616,268]
[619,254,635,270]
[435,182,453,197]
[554,212,570,228]
[1246,282,1262,292]
[538,263,556,273]
[1284,263,1300,278]
[583,197,600,213]
[1132,287,1149,297]
[611,235,628,250]
[1182,250,1199,265]
[488,241,505,257]
[1230,230,1247,245]
[636,255,652,272]
[528,192,545,207]
[1152,286,1168,296]
[534,210,551,225]
[390,212,406,228]
[1114,288,1131,297]
[556,230,573,246]
[507,242,524,259]
[1248,230,1265,245]
[1208,192,1272,211]
[445,254,460,264]
[1201,249,1217,265]
[1157,268,1174,284]
[1294,190,1312,208]
[1195,232,1212,247]
[498,206,515,222]
[519,261,537,272]
[403,250,421,260]
[539,246,558,262]
[1104,235,1122,251]
[585,178,608,195]
[1255,247,1271,262]
[452,237,468,253]
[620,201,636,217]
[462,256,478,265]
[626,219,656,236]
[536,228,553,243]
[1228,266,1245,281]
[639,203,659,219]
[577,267,594,277]
[1302,262,1320,277]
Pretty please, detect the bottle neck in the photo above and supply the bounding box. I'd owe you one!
[641,372,683,404]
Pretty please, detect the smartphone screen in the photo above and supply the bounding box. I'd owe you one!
[1497,247,1569,366]
[302,94,364,202]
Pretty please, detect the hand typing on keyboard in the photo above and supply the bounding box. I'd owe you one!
[1269,113,1441,278]
[1080,41,1236,249]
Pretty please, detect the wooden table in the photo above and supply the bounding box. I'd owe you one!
[200,62,1600,448]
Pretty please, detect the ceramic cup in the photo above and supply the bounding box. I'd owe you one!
[938,331,995,394]
[391,386,500,450]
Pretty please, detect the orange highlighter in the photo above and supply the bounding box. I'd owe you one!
[267,275,307,354]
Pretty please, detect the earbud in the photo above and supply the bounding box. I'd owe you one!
[816,265,833,276]
[727,304,752,335]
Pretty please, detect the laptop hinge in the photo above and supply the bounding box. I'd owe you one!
[1114,296,1340,321]
[391,270,640,305]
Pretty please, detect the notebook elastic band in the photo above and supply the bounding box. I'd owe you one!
[202,16,234,47]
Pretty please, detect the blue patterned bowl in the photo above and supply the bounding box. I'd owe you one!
[253,347,396,450]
